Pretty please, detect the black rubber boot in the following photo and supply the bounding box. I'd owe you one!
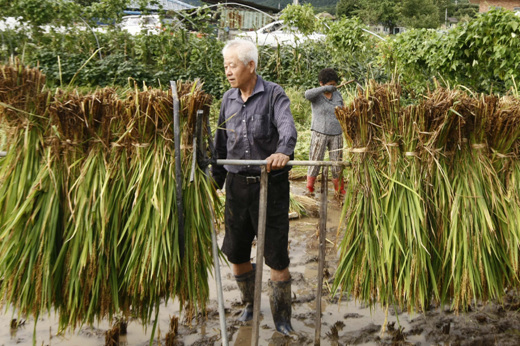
[269,279,294,335]
[234,263,255,322]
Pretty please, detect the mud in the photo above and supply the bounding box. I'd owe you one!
[2,180,520,345]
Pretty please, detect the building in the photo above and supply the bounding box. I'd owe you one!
[202,0,280,34]
[468,0,520,13]
[126,0,196,14]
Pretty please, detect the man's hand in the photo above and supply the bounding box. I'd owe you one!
[265,153,290,173]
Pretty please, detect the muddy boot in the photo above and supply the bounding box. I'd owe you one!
[332,178,346,195]
[306,176,317,196]
[269,279,294,335]
[235,264,255,322]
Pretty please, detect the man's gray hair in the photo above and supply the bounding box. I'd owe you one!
[222,39,258,70]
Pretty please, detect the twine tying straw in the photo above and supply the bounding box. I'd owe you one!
[349,147,369,153]
[471,143,487,150]
[491,148,515,159]
[405,152,418,157]
[132,143,151,148]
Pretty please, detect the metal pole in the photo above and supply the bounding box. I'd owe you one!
[171,81,185,260]
[197,111,229,346]
[189,110,200,183]
[314,166,328,345]
[217,159,350,167]
[252,165,268,346]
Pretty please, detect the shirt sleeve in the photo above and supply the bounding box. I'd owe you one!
[272,86,297,156]
[304,85,336,101]
[211,103,228,189]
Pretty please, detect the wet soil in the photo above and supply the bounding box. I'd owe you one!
[2,180,520,345]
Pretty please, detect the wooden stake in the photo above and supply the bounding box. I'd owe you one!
[252,166,268,346]
[315,166,328,345]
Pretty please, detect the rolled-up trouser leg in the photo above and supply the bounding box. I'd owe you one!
[269,278,294,335]
[235,263,255,322]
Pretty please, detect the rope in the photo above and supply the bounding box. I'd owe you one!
[348,147,369,153]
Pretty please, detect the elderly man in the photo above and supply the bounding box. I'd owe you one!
[211,39,297,335]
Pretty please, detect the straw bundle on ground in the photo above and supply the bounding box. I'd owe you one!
[334,81,520,315]
[0,60,219,332]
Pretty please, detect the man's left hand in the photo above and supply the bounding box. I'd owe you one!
[265,153,290,173]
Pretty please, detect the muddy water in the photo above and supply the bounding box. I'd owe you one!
[3,180,520,345]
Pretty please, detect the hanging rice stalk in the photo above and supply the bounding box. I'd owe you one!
[0,60,56,318]
[443,94,515,310]
[486,96,520,277]
[334,82,386,307]
[333,80,520,316]
[0,61,219,333]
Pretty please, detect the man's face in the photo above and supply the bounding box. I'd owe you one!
[223,48,255,90]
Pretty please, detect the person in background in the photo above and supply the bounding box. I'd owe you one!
[211,39,298,335]
[304,68,346,196]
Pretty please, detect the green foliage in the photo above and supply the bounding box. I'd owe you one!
[336,0,361,18]
[2,1,518,101]
[354,0,402,32]
[400,0,441,28]
[386,8,520,94]
[448,2,479,21]
[280,4,317,35]
[0,0,154,28]
[324,16,374,54]
[285,86,312,128]
[0,0,75,27]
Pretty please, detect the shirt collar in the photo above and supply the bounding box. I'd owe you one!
[228,75,265,100]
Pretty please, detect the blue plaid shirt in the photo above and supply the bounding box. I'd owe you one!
[212,75,297,187]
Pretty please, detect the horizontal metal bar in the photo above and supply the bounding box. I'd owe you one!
[217,159,351,167]
[0,152,352,168]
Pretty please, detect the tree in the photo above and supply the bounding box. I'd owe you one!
[355,0,401,33]
[0,0,154,27]
[400,0,441,28]
[280,3,317,35]
[0,0,77,26]
[336,0,361,18]
[378,0,401,33]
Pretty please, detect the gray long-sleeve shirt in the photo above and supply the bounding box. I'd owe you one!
[212,75,297,187]
[304,85,344,136]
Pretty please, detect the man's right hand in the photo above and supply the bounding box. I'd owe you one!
[265,153,290,173]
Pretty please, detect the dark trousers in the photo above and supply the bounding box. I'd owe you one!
[222,171,290,271]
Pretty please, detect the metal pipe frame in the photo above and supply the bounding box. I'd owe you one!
[217,159,350,167]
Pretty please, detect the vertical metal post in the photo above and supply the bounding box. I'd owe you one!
[171,81,184,260]
[314,167,328,345]
[197,110,229,345]
[252,165,268,346]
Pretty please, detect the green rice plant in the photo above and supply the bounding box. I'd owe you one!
[486,96,520,276]
[382,103,437,312]
[0,148,64,319]
[0,62,58,322]
[334,84,386,307]
[417,87,461,304]
[289,194,307,217]
[0,60,219,334]
[334,81,520,316]
[117,83,216,325]
[442,94,516,310]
